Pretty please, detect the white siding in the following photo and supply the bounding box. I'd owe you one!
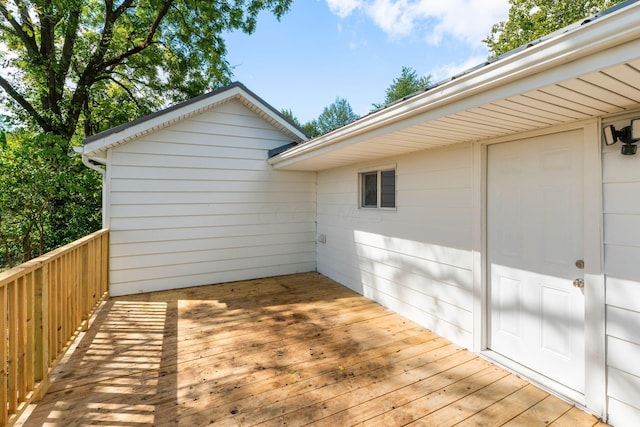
[108,100,316,295]
[316,143,474,348]
[602,113,640,426]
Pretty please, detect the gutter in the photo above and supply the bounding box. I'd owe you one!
[268,1,640,168]
[73,145,109,228]
[73,146,105,175]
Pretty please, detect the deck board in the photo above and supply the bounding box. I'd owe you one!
[17,273,607,426]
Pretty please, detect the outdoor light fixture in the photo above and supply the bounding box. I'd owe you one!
[603,119,640,155]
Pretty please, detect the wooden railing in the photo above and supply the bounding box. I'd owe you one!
[0,229,109,426]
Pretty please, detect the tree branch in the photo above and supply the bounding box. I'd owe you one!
[104,0,113,12]
[36,0,61,115]
[112,0,135,18]
[15,0,36,44]
[102,69,149,88]
[65,0,173,137]
[0,1,39,54]
[63,0,146,138]
[101,0,174,69]
[55,8,82,108]
[0,74,51,132]
[106,76,143,109]
[37,0,57,57]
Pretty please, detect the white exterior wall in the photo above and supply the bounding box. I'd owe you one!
[316,143,474,348]
[602,113,640,426]
[107,100,317,296]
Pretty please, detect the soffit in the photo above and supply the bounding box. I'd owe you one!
[273,57,640,171]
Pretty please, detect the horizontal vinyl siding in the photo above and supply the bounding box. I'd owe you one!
[316,143,474,348]
[602,114,640,427]
[108,100,316,295]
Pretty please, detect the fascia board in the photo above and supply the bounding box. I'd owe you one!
[81,85,245,155]
[238,90,309,141]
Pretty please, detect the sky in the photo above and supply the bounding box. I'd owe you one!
[223,0,511,123]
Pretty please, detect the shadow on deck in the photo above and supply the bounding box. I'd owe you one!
[17,272,607,426]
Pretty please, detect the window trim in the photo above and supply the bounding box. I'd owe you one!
[358,165,397,210]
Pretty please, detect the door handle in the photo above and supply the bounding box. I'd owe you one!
[573,278,585,288]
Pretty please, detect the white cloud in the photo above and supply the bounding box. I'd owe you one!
[414,0,510,45]
[430,54,487,82]
[367,0,415,37]
[325,0,510,47]
[325,0,364,18]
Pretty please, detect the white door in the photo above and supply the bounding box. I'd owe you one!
[488,130,585,393]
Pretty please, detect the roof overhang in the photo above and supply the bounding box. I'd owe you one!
[269,1,640,171]
[77,82,308,158]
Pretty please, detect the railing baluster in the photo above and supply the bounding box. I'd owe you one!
[58,254,65,353]
[17,276,26,402]
[55,258,61,362]
[7,280,17,414]
[33,265,49,392]
[25,272,34,394]
[81,243,89,331]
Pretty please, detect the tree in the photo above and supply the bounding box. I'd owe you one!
[281,108,317,136]
[483,0,625,58]
[302,120,322,137]
[300,119,320,137]
[283,98,360,138]
[311,97,359,137]
[373,66,432,110]
[281,109,301,127]
[0,0,293,142]
[0,131,101,268]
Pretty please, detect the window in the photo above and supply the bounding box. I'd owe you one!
[362,172,378,207]
[360,168,396,209]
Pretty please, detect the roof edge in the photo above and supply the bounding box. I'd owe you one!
[80,82,308,156]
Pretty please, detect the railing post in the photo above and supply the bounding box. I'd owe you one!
[33,265,50,400]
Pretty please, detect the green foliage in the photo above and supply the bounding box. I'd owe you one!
[305,98,360,137]
[283,98,360,138]
[373,66,432,110]
[483,0,625,58]
[302,121,322,138]
[280,108,302,127]
[0,131,102,269]
[0,0,293,140]
[281,107,318,136]
[81,81,159,136]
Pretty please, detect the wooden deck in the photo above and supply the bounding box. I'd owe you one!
[17,273,607,426]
